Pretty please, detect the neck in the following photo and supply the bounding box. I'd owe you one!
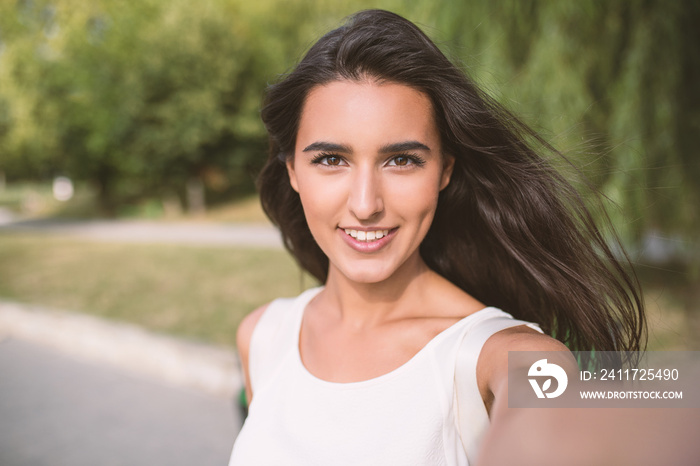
[322,253,435,328]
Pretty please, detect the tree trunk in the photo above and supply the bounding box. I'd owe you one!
[186,177,206,216]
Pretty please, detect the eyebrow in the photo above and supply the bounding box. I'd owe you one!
[378,141,431,153]
[302,142,351,153]
[302,140,431,153]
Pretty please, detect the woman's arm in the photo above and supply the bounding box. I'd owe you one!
[475,331,700,465]
[474,330,576,465]
[475,327,570,415]
[236,303,269,406]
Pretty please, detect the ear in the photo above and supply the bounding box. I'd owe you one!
[439,154,455,191]
[286,156,299,193]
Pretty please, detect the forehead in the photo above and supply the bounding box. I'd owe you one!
[297,80,438,149]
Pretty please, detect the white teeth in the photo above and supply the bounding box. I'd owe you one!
[343,229,390,242]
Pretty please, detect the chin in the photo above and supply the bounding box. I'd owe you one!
[347,273,391,285]
[332,261,399,285]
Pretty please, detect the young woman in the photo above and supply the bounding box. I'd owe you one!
[229,9,645,465]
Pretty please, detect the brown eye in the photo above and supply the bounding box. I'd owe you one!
[386,154,425,168]
[393,156,409,166]
[311,153,345,166]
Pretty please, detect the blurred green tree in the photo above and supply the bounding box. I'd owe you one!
[1,0,270,213]
[428,0,700,244]
[0,0,697,244]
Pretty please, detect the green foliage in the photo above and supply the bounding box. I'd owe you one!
[1,0,271,211]
[428,0,700,242]
[0,0,698,241]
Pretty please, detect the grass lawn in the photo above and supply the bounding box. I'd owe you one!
[0,233,314,348]
[0,232,695,350]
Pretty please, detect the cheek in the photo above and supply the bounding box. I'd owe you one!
[296,179,339,226]
[387,174,442,222]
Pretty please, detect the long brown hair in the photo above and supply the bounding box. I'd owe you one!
[257,9,645,354]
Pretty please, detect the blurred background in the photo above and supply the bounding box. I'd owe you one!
[0,1,699,460]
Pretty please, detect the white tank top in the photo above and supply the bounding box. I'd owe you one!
[229,287,541,466]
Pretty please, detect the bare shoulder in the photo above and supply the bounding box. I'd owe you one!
[237,302,271,404]
[484,325,569,354]
[477,325,572,411]
[236,302,271,357]
[481,325,572,377]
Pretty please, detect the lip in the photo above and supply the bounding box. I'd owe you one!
[338,227,398,253]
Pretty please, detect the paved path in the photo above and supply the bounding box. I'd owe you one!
[0,217,283,249]
[0,337,241,466]
[0,301,242,398]
[0,302,245,466]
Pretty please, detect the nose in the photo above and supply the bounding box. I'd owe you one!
[347,166,384,220]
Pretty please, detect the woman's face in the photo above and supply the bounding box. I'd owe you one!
[287,80,454,285]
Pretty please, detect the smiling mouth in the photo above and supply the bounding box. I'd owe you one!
[343,228,391,242]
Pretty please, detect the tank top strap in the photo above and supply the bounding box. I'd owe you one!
[453,308,542,464]
[248,287,322,394]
